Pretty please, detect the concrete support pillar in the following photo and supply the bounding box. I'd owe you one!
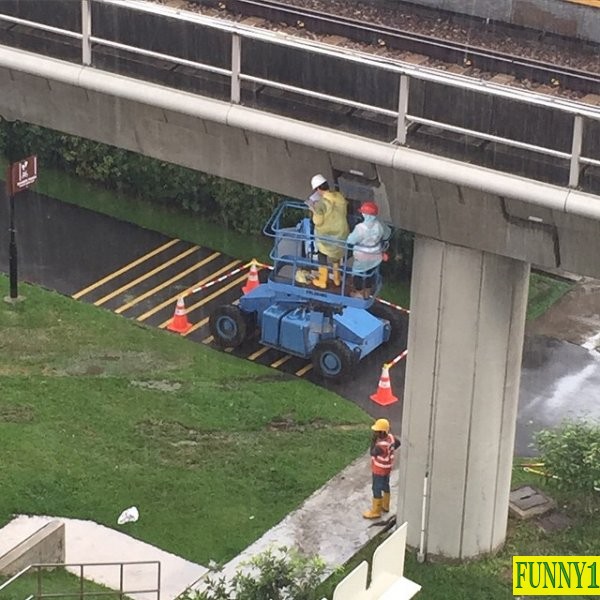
[397,236,530,559]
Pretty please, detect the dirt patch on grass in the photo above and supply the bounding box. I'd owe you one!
[526,277,600,347]
[51,350,184,376]
[130,380,182,392]
[215,372,291,390]
[267,415,364,432]
[136,418,237,469]
[0,404,35,423]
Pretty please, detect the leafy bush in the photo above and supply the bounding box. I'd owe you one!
[535,420,600,493]
[181,547,327,600]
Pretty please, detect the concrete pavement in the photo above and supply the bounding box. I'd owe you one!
[0,514,208,600]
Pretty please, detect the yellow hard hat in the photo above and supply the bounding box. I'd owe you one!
[371,418,390,433]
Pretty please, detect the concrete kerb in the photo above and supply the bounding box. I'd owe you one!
[0,519,64,576]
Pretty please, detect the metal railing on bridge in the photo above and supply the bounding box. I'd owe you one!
[0,560,161,600]
[0,0,599,190]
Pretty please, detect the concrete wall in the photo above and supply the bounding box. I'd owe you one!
[0,520,65,576]
[398,0,600,43]
[1,49,600,278]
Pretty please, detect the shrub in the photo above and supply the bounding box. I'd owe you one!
[535,420,600,494]
[182,547,327,600]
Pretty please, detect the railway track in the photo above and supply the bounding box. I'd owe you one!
[191,0,600,97]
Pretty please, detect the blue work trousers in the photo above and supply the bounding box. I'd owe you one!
[372,473,390,499]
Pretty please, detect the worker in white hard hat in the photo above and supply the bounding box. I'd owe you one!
[363,418,401,519]
[306,174,349,289]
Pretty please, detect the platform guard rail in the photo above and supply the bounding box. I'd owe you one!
[0,0,599,189]
[0,560,161,600]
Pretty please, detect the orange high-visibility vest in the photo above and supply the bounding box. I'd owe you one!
[371,433,396,476]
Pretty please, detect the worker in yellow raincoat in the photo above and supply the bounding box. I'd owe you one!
[308,174,349,289]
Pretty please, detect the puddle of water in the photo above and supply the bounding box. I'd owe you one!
[517,337,600,456]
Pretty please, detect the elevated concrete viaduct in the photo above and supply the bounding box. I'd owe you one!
[1,43,599,560]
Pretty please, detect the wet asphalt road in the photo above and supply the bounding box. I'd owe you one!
[2,189,598,456]
[518,336,600,455]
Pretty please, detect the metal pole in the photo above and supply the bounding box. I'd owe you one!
[569,114,583,188]
[157,561,161,600]
[396,74,409,145]
[119,563,124,599]
[416,471,429,563]
[8,187,18,300]
[230,33,241,104]
[81,0,92,66]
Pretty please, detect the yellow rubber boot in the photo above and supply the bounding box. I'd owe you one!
[313,266,328,289]
[382,492,390,513]
[363,497,383,519]
[332,262,341,287]
[295,269,310,284]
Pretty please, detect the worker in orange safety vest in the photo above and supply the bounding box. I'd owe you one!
[363,418,401,519]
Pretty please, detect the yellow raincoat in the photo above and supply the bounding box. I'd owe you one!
[312,190,349,261]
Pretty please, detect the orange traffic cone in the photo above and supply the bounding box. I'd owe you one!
[242,260,260,294]
[167,296,192,334]
[370,364,398,406]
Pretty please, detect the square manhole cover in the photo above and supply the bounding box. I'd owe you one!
[509,485,556,519]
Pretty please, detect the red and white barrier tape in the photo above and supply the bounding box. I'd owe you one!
[187,259,274,295]
[376,297,410,314]
[386,349,408,369]
[189,260,253,295]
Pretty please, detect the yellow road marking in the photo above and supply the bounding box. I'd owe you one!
[94,245,199,306]
[564,0,600,7]
[72,239,180,299]
[248,346,269,361]
[179,274,248,335]
[160,273,245,331]
[137,259,240,322]
[271,355,292,368]
[202,335,214,344]
[115,252,220,314]
[295,363,313,377]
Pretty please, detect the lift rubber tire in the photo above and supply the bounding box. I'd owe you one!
[209,304,250,348]
[368,301,409,348]
[312,339,355,380]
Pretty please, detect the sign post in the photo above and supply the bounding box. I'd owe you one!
[5,155,38,301]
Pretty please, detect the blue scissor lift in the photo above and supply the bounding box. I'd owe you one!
[209,200,407,379]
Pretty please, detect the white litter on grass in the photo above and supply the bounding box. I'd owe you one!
[117,506,139,525]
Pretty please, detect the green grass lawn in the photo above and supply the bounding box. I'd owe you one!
[527,272,573,321]
[0,276,370,567]
[317,466,600,600]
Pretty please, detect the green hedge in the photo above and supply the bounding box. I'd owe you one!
[0,119,413,278]
[0,119,279,236]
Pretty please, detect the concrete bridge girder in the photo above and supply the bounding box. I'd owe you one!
[2,47,599,279]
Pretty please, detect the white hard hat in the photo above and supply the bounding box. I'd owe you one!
[311,174,327,190]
